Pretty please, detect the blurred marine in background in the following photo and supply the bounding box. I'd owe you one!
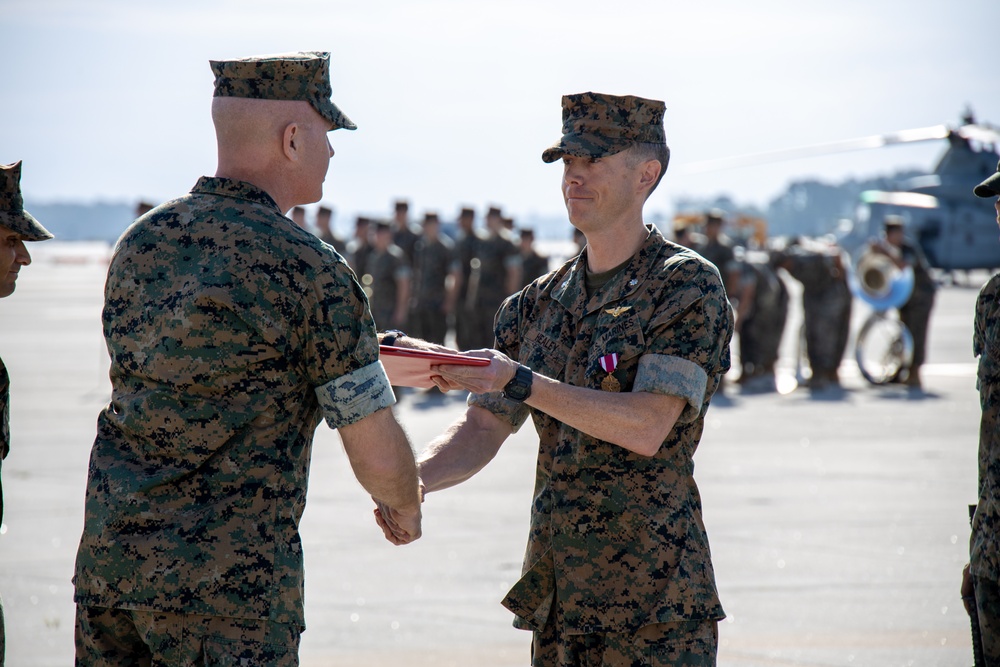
[964,160,1000,665]
[0,160,53,667]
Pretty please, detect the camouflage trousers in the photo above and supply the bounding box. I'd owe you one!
[531,619,718,667]
[974,575,1000,665]
[75,605,301,667]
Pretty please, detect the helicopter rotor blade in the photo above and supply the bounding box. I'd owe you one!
[859,190,939,209]
[956,123,1000,146]
[675,124,951,175]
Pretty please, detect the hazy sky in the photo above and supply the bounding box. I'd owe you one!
[2,0,996,226]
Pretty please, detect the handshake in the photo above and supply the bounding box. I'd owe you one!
[362,334,524,546]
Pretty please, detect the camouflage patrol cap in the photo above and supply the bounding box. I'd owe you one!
[542,92,666,163]
[0,161,53,241]
[974,159,1000,198]
[210,51,356,131]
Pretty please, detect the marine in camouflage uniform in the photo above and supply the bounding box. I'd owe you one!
[694,211,737,293]
[0,160,53,667]
[391,199,420,270]
[519,228,551,287]
[775,240,852,389]
[732,250,788,391]
[411,212,457,345]
[315,204,347,255]
[469,206,521,349]
[968,164,1000,662]
[361,220,412,330]
[345,215,373,276]
[453,206,484,350]
[406,92,732,666]
[72,52,421,666]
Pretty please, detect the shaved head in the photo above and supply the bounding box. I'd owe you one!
[211,97,334,212]
[213,97,318,162]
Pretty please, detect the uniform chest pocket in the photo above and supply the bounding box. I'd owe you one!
[587,315,646,390]
[523,329,571,379]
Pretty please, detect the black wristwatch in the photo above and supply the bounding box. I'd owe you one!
[381,329,406,347]
[503,364,533,402]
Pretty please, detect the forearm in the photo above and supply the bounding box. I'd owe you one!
[525,373,686,456]
[418,406,511,493]
[340,408,421,510]
[431,350,687,456]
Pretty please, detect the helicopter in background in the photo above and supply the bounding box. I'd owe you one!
[677,110,1000,272]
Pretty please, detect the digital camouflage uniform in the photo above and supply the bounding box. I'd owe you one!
[455,226,484,350]
[469,230,520,348]
[694,237,737,293]
[0,357,8,529]
[471,226,732,664]
[897,239,936,374]
[0,356,8,662]
[73,176,394,630]
[73,50,392,667]
[780,247,852,385]
[521,248,551,287]
[393,222,420,269]
[0,160,53,667]
[972,273,1000,662]
[361,243,411,330]
[411,233,457,345]
[733,254,787,385]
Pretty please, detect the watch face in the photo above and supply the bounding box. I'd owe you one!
[504,366,532,401]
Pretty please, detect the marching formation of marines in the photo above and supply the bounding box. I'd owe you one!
[298,200,549,351]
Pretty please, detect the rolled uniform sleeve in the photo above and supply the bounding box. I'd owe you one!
[633,354,707,424]
[300,254,395,428]
[315,361,394,429]
[469,293,531,432]
[635,260,732,422]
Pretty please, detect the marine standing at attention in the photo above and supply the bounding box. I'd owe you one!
[72,51,421,665]
[381,92,733,665]
[963,160,1000,664]
[0,160,53,666]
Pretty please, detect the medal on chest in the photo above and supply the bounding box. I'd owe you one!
[599,353,621,392]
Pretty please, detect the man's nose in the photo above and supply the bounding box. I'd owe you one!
[15,239,31,266]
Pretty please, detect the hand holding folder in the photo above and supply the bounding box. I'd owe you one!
[380,345,490,389]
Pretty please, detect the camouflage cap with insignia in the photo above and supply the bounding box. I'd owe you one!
[210,51,356,131]
[974,159,1000,198]
[542,92,666,163]
[0,161,53,241]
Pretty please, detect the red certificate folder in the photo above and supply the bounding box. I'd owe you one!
[379,345,491,388]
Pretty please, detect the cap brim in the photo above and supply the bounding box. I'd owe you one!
[541,134,628,163]
[0,209,53,241]
[319,100,356,131]
[974,171,1000,198]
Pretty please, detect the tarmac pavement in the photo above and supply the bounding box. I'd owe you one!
[0,249,988,666]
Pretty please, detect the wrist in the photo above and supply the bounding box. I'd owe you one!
[502,364,533,402]
[380,329,406,347]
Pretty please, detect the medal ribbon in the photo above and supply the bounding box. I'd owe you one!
[599,353,619,374]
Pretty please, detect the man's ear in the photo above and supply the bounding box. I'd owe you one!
[282,122,300,162]
[637,159,661,195]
